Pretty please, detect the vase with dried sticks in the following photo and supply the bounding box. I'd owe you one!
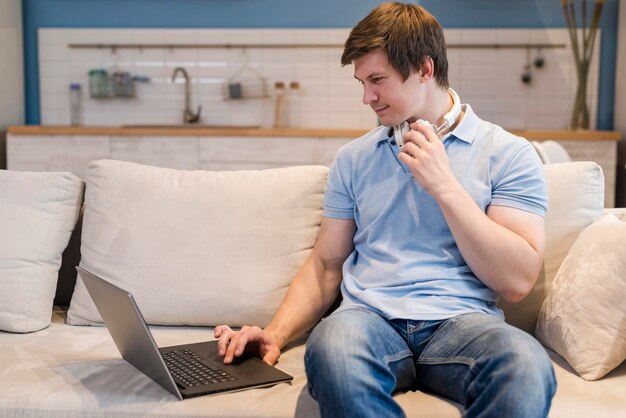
[562,0,604,130]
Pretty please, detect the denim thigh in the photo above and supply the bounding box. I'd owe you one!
[411,312,556,417]
[305,307,418,418]
[305,309,556,418]
[306,307,417,394]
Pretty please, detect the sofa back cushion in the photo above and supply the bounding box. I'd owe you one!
[0,170,84,333]
[66,160,328,327]
[500,161,605,334]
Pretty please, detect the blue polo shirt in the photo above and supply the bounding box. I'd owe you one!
[323,104,548,321]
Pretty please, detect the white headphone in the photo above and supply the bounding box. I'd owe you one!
[393,88,461,147]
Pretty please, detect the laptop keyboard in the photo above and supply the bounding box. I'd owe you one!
[162,349,237,388]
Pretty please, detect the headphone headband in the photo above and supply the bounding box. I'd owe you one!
[434,88,461,135]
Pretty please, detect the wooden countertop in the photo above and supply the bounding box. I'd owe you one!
[7,125,622,141]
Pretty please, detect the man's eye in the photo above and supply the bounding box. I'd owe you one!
[371,77,383,84]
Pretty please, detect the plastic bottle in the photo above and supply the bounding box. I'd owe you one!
[288,81,301,128]
[69,83,82,126]
[273,82,286,128]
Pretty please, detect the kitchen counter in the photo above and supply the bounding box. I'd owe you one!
[7,125,367,138]
[7,125,622,141]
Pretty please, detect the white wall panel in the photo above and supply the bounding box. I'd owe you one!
[0,0,24,128]
[37,27,599,132]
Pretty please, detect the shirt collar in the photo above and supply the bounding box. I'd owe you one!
[378,103,480,145]
[449,104,479,144]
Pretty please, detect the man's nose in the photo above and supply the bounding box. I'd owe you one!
[362,86,377,105]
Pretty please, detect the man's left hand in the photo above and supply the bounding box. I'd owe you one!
[397,120,457,198]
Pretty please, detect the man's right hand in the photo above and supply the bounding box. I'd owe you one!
[214,325,281,366]
[213,218,355,367]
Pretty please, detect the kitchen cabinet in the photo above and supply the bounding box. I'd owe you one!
[556,139,617,207]
[111,136,199,170]
[7,135,110,177]
[7,132,352,178]
[6,126,620,207]
[197,136,350,171]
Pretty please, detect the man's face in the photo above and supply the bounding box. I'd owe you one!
[354,49,423,127]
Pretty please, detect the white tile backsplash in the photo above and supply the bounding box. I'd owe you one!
[38,27,600,131]
[461,29,497,44]
[39,29,68,45]
[496,29,531,44]
[261,29,298,45]
[164,29,198,44]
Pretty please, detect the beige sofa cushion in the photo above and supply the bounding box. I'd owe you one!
[0,170,84,333]
[2,310,626,418]
[536,213,626,380]
[67,160,328,327]
[500,161,604,334]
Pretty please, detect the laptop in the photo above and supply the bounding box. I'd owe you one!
[76,266,293,400]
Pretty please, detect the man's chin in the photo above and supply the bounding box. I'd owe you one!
[379,119,402,128]
[375,115,396,127]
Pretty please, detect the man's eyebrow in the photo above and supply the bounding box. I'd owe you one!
[354,72,385,82]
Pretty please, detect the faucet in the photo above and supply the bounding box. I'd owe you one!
[171,67,202,124]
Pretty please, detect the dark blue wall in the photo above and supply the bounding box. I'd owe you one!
[22,0,619,129]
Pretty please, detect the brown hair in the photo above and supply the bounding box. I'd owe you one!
[341,2,449,88]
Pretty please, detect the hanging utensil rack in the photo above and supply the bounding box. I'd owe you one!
[67,43,567,51]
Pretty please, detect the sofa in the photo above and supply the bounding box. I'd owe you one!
[0,158,625,418]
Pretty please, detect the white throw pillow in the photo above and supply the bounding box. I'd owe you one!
[500,161,604,334]
[543,162,604,288]
[67,160,328,327]
[536,213,626,380]
[0,170,84,333]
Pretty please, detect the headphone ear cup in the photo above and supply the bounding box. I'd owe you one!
[394,122,410,147]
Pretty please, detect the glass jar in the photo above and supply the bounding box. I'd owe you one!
[89,69,109,98]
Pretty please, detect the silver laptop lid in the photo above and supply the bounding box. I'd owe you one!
[76,266,183,399]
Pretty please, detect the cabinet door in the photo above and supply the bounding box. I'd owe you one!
[7,134,111,179]
[111,136,199,170]
[558,140,617,207]
[197,136,351,171]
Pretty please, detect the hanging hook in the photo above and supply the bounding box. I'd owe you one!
[534,47,545,68]
[521,47,532,85]
[240,46,250,64]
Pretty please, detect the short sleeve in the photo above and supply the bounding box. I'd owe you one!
[490,142,548,217]
[323,153,355,219]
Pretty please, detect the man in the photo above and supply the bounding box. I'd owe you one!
[215,3,557,417]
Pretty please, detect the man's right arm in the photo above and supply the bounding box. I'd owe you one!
[215,216,356,365]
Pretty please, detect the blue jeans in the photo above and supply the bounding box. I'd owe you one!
[305,307,556,418]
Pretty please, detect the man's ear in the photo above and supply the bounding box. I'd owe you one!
[418,56,435,81]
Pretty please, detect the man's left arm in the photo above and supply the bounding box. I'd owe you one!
[399,122,545,304]
[439,193,545,304]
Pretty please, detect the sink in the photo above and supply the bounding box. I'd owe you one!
[121,124,260,129]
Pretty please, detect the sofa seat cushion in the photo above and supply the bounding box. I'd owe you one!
[67,160,328,327]
[0,310,625,418]
[0,170,84,333]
